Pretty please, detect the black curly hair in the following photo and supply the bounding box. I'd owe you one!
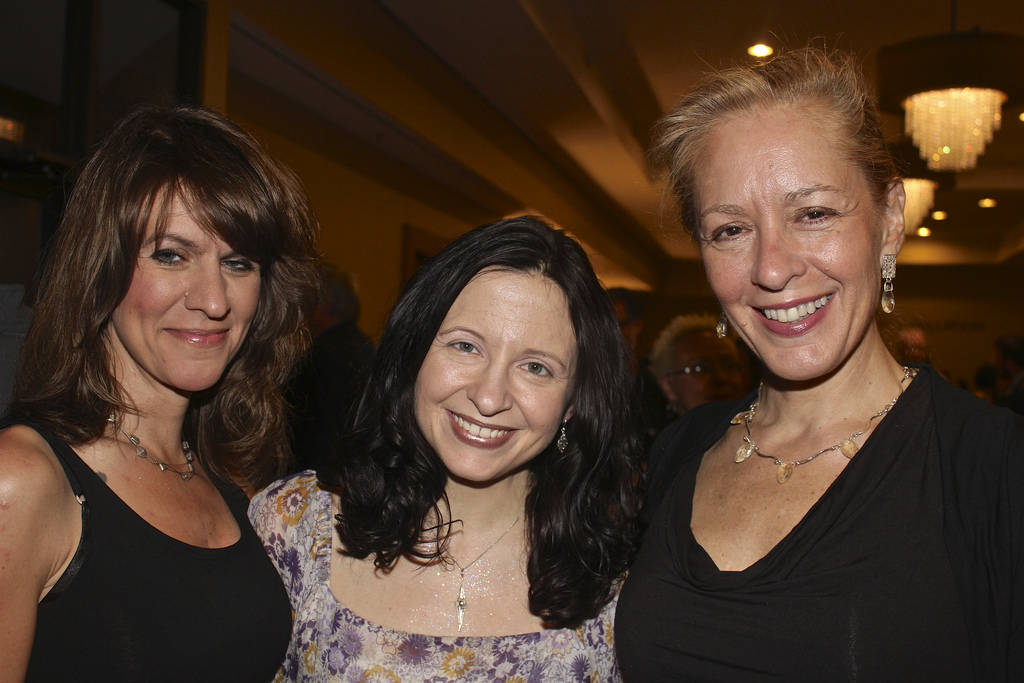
[319,215,644,628]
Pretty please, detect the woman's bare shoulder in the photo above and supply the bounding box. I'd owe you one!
[0,425,82,679]
[0,425,81,553]
[0,425,74,495]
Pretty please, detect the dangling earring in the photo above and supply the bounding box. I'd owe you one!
[716,312,728,339]
[881,254,896,313]
[556,422,568,453]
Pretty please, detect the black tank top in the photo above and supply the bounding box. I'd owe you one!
[9,421,293,682]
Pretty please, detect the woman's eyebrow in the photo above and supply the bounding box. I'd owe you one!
[700,203,745,220]
[147,232,200,250]
[784,184,842,203]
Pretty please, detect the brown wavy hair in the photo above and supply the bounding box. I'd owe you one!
[8,103,320,491]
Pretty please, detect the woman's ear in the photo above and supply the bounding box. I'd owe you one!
[881,180,907,257]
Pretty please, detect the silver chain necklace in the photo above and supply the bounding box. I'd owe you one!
[108,417,196,482]
[732,366,917,483]
[448,512,522,631]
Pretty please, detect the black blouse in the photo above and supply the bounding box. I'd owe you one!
[617,367,1024,681]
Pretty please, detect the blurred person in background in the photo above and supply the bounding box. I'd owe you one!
[288,264,374,471]
[973,362,998,403]
[648,314,746,419]
[995,336,1024,414]
[607,287,669,444]
[894,325,930,364]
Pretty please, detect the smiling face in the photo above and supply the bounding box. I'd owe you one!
[413,269,577,486]
[107,195,262,401]
[695,106,905,382]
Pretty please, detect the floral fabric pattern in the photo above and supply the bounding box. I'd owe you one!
[249,472,621,682]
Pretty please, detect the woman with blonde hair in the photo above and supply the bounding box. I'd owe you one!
[616,48,1024,680]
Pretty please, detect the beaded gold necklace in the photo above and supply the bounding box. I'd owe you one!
[732,366,918,483]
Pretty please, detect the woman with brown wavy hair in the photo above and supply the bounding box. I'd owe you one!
[0,103,319,681]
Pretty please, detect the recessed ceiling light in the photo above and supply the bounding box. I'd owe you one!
[931,210,947,220]
[916,226,932,237]
[747,44,773,58]
[979,198,997,208]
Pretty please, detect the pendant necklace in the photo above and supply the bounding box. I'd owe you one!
[448,512,522,631]
[108,417,196,481]
[732,366,917,483]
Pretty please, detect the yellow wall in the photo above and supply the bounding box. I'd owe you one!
[201,1,482,338]
[233,117,474,339]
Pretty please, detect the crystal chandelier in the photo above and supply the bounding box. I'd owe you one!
[903,88,1005,171]
[901,178,937,232]
[879,30,1024,172]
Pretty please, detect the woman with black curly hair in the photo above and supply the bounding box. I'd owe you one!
[250,215,643,681]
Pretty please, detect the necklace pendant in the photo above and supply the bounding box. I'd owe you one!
[735,438,756,463]
[445,512,521,634]
[839,438,859,459]
[731,410,753,425]
[776,461,795,484]
[455,583,467,631]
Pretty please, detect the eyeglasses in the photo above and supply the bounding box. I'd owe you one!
[663,356,739,379]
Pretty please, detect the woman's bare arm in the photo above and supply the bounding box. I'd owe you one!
[0,426,82,683]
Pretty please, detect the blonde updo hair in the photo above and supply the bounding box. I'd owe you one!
[650,47,899,238]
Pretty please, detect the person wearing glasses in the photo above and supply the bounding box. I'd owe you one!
[648,315,746,420]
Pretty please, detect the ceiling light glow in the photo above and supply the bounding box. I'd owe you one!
[747,44,773,58]
[878,31,1024,171]
[903,89,1005,170]
[917,227,932,237]
[902,178,937,233]
[978,198,997,208]
[931,210,947,220]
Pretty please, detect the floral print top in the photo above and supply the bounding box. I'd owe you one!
[249,472,621,682]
